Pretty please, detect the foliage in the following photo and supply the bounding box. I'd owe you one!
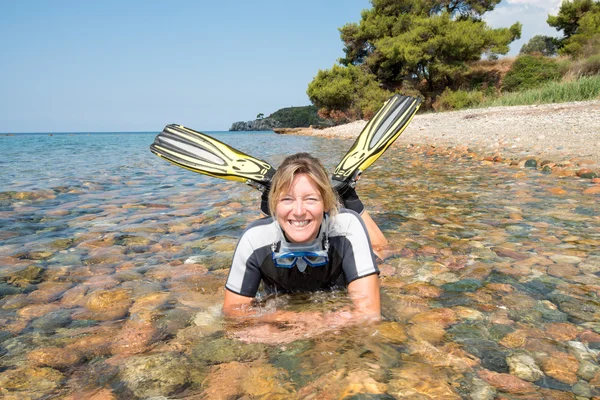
[548,0,600,57]
[256,113,264,119]
[337,0,521,95]
[268,105,334,128]
[432,88,484,111]
[306,64,392,121]
[502,55,561,92]
[565,54,600,77]
[482,75,600,106]
[519,35,559,56]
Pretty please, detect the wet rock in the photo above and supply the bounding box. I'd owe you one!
[0,366,64,395]
[534,375,573,392]
[461,339,508,373]
[191,337,266,364]
[545,322,578,341]
[441,279,482,292]
[488,324,515,341]
[547,263,579,279]
[6,265,45,286]
[541,351,579,384]
[549,293,600,322]
[469,377,496,400]
[578,359,600,381]
[376,322,408,344]
[27,346,83,370]
[534,301,568,322]
[110,318,162,355]
[60,285,88,308]
[506,353,544,382]
[576,168,598,179]
[583,185,600,194]
[202,361,292,398]
[447,322,489,343]
[118,352,193,398]
[30,309,73,332]
[388,363,461,399]
[572,380,597,397]
[27,281,73,303]
[477,369,536,394]
[0,282,25,298]
[549,254,582,264]
[491,247,530,260]
[83,288,132,321]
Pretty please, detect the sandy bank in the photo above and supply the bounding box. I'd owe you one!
[276,100,600,171]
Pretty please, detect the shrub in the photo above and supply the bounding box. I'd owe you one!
[432,88,484,111]
[502,55,561,92]
[566,54,600,78]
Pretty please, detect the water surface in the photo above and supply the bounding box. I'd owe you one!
[0,131,599,398]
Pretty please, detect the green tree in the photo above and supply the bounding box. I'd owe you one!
[548,0,600,57]
[519,35,559,56]
[256,113,264,119]
[309,0,521,115]
[307,64,391,120]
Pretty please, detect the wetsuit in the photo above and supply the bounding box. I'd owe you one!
[225,209,379,297]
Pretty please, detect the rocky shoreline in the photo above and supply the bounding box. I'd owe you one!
[275,100,600,179]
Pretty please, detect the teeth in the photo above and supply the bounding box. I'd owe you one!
[289,220,310,227]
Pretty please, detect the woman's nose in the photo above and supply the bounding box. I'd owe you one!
[293,199,305,215]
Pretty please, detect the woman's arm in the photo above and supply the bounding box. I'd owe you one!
[223,289,255,317]
[359,210,388,259]
[347,274,381,322]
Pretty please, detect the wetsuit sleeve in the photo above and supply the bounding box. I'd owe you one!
[225,231,262,297]
[339,211,379,283]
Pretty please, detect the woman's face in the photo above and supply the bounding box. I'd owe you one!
[275,173,325,243]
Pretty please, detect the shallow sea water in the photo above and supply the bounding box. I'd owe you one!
[0,131,599,399]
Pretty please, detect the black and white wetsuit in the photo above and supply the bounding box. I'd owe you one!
[225,209,379,298]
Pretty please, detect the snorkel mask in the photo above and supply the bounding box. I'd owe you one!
[271,215,329,272]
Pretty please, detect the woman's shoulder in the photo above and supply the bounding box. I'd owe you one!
[239,216,279,245]
[328,208,367,234]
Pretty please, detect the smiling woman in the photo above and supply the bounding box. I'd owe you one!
[223,153,381,320]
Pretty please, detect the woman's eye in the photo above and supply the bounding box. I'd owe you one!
[280,197,293,203]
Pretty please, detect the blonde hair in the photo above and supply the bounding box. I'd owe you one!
[268,153,338,216]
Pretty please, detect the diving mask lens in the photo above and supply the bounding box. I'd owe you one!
[272,250,328,268]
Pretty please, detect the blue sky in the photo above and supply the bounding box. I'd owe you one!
[1,0,563,133]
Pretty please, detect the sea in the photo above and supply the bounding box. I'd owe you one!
[1,130,599,398]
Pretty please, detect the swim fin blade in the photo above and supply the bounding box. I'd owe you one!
[150,124,275,190]
[332,94,421,184]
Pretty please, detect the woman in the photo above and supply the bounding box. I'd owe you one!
[223,153,381,321]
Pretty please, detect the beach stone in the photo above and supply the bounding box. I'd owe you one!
[523,159,537,168]
[62,388,117,400]
[191,337,266,364]
[548,292,600,322]
[578,359,600,381]
[545,322,578,341]
[111,318,161,355]
[549,254,582,264]
[202,361,292,398]
[506,353,544,382]
[577,168,598,179]
[118,352,192,398]
[27,281,72,303]
[469,377,496,400]
[0,366,64,394]
[377,322,408,344]
[547,263,579,279]
[30,309,73,332]
[572,380,597,397]
[541,351,579,384]
[27,346,83,370]
[388,364,461,399]
[477,369,536,394]
[402,282,441,298]
[60,285,88,308]
[583,185,600,194]
[83,288,132,321]
[0,282,25,298]
[6,265,45,286]
[441,279,482,292]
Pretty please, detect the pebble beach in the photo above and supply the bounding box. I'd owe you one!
[281,100,600,177]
